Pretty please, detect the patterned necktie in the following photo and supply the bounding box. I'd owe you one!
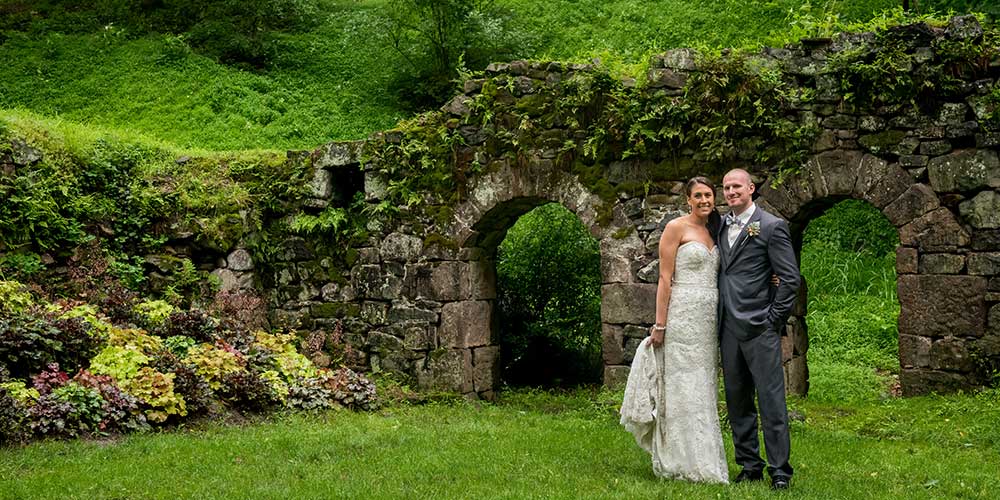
[725,212,742,227]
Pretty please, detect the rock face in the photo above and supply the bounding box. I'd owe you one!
[244,16,1000,398]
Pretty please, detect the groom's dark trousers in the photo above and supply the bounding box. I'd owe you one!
[718,206,799,480]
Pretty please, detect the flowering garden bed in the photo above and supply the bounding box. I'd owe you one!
[0,280,376,444]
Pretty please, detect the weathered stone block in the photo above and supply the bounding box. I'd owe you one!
[972,229,1000,251]
[881,183,940,226]
[313,141,361,168]
[603,365,630,389]
[468,260,497,300]
[364,171,388,202]
[211,268,254,292]
[899,155,929,168]
[623,325,648,339]
[439,301,492,348]
[653,48,698,70]
[388,322,436,350]
[946,14,983,40]
[311,302,361,319]
[623,337,643,364]
[823,114,858,129]
[899,334,932,368]
[226,248,254,271]
[278,237,314,262]
[306,167,333,200]
[814,149,863,196]
[990,304,1000,336]
[647,68,688,89]
[416,348,472,393]
[937,102,968,126]
[402,263,433,298]
[380,233,423,262]
[600,232,643,283]
[351,264,403,300]
[361,301,388,325]
[918,253,965,274]
[368,331,411,376]
[430,261,469,301]
[930,337,974,372]
[959,190,1000,228]
[472,346,500,392]
[898,207,970,251]
[901,369,972,396]
[387,302,438,323]
[781,334,794,363]
[898,275,986,338]
[357,247,380,264]
[919,140,952,156]
[928,149,1000,192]
[976,131,1000,147]
[637,260,659,283]
[859,130,906,155]
[758,178,802,221]
[602,324,625,365]
[601,284,657,324]
[783,355,808,397]
[854,155,912,208]
[968,252,1000,275]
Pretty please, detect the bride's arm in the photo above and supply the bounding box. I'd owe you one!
[650,220,682,347]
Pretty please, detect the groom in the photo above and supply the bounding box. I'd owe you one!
[718,169,800,490]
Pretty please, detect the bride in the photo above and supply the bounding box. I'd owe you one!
[620,176,729,484]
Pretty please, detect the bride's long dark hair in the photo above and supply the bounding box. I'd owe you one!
[685,176,722,241]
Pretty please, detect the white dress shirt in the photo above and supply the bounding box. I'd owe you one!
[727,203,756,248]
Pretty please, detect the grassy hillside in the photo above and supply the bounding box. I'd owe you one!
[1,0,992,151]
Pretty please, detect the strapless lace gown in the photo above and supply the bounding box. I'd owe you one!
[620,241,728,484]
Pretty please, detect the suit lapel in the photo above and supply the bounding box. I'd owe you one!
[726,208,763,268]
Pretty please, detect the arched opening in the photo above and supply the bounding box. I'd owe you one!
[494,203,603,388]
[795,198,900,402]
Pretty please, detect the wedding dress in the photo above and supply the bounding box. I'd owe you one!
[620,240,729,484]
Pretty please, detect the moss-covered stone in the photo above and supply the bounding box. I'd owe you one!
[311,302,360,319]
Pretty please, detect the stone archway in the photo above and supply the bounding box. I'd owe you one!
[417,157,631,398]
[758,149,981,396]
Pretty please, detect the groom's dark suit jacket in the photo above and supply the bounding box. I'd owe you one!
[718,206,800,340]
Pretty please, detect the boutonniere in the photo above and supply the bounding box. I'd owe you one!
[746,221,761,237]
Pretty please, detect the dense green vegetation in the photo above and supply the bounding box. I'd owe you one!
[801,200,901,403]
[1,0,995,150]
[496,203,602,387]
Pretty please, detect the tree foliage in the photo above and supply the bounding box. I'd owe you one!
[496,203,602,387]
[384,0,535,108]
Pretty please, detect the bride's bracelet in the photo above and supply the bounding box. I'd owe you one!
[650,324,666,332]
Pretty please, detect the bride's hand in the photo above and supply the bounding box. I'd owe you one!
[771,274,780,286]
[648,326,664,347]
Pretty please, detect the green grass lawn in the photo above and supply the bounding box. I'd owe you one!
[1,388,997,499]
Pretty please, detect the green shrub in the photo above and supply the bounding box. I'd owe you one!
[0,385,26,444]
[186,343,244,390]
[0,313,103,379]
[0,280,35,315]
[89,345,150,384]
[134,299,177,328]
[123,367,186,423]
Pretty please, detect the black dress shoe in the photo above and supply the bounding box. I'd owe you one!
[734,470,764,483]
[771,477,790,490]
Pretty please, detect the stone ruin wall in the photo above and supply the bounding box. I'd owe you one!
[5,17,992,399]
[236,16,1000,399]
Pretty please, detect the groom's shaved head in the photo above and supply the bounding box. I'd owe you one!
[722,169,755,214]
[725,169,752,184]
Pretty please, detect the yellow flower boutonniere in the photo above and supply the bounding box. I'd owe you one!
[746,221,761,237]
